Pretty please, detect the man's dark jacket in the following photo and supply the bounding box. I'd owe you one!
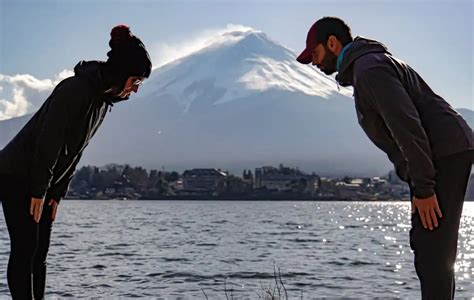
[336,37,473,199]
[0,61,113,202]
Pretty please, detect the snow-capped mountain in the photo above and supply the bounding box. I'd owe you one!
[1,29,472,176]
[140,30,352,111]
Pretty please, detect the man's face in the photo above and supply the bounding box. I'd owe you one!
[117,76,146,99]
[311,43,338,75]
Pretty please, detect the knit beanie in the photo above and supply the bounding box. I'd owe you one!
[106,25,152,81]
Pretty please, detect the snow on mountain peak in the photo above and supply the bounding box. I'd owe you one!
[143,27,352,113]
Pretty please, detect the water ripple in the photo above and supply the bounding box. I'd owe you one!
[0,200,472,298]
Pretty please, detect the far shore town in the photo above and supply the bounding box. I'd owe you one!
[66,164,474,201]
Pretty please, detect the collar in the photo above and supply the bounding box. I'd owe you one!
[336,42,353,73]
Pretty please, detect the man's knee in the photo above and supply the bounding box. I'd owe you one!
[410,227,458,276]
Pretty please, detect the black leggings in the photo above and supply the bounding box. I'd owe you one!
[1,176,53,299]
[409,150,473,299]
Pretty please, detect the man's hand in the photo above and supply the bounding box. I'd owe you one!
[30,197,45,223]
[412,194,442,230]
[48,199,59,222]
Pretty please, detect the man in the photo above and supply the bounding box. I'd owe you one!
[0,25,152,298]
[296,17,473,298]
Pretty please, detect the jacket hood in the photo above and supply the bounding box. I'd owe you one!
[74,61,111,94]
[74,60,130,104]
[336,36,390,86]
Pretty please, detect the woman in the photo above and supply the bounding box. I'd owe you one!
[0,25,152,299]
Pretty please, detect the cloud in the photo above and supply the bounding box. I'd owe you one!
[0,69,74,121]
[0,23,255,120]
[150,24,254,68]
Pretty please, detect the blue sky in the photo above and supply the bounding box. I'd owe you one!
[0,0,472,110]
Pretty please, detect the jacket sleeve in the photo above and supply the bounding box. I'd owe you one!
[30,80,82,199]
[354,97,409,182]
[356,66,436,199]
[46,152,83,203]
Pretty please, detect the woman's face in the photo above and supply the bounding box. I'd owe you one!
[117,76,146,98]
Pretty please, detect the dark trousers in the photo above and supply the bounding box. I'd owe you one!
[409,150,473,299]
[1,176,53,300]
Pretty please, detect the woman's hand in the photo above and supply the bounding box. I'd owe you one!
[30,197,45,223]
[48,199,59,222]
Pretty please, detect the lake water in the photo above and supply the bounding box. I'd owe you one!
[0,201,473,299]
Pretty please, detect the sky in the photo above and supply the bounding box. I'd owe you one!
[0,0,472,120]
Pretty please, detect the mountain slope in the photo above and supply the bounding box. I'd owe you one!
[1,29,472,176]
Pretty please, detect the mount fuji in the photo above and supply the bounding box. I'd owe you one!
[1,29,472,176]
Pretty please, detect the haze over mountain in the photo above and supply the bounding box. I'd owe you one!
[1,28,472,177]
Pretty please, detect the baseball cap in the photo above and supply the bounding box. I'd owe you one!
[296,21,318,64]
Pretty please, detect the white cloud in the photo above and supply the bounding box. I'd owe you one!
[0,86,30,120]
[150,24,254,68]
[1,24,258,120]
[55,69,74,82]
[0,69,73,121]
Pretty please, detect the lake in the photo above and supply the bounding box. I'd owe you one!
[1,201,473,298]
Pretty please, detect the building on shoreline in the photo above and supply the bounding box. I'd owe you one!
[182,168,227,193]
[66,163,444,201]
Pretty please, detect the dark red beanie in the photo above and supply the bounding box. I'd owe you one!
[106,25,152,79]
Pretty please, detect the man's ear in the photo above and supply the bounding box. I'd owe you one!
[327,35,342,55]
